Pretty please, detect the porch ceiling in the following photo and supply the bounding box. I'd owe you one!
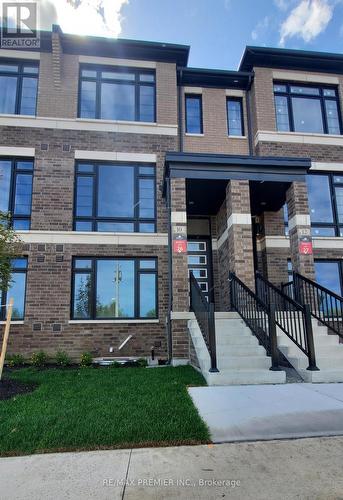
[186,179,290,216]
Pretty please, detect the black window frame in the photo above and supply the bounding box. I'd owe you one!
[273,81,343,135]
[0,60,39,116]
[0,257,28,321]
[307,172,343,237]
[78,65,156,123]
[74,161,156,233]
[185,94,203,134]
[71,257,158,320]
[226,97,244,137]
[314,259,343,296]
[0,157,34,229]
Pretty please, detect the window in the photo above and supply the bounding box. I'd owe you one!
[74,163,156,233]
[71,258,157,320]
[0,62,38,116]
[314,260,343,296]
[0,258,28,320]
[227,98,244,136]
[185,94,203,134]
[0,159,33,229]
[307,173,343,237]
[274,82,342,135]
[79,66,156,122]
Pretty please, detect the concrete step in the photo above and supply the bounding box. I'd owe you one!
[298,368,343,383]
[215,355,271,370]
[277,333,339,347]
[216,345,266,356]
[206,368,286,386]
[216,335,259,346]
[286,354,343,370]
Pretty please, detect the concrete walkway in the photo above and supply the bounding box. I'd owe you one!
[189,383,343,442]
[1,437,343,499]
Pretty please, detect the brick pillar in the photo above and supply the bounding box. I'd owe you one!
[170,178,189,363]
[286,181,315,280]
[226,180,255,290]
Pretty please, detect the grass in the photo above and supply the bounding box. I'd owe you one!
[0,365,210,456]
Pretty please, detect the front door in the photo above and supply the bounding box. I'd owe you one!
[187,237,213,302]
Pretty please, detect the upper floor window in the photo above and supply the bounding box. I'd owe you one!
[274,82,342,135]
[0,257,28,320]
[0,62,38,116]
[307,173,343,237]
[79,66,156,122]
[72,257,157,320]
[74,162,156,233]
[185,94,203,134]
[227,98,244,136]
[0,158,33,229]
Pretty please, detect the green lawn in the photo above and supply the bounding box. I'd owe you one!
[0,366,210,456]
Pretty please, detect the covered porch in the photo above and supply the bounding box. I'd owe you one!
[165,152,313,313]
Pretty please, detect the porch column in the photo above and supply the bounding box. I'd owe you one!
[226,180,255,290]
[286,181,315,280]
[170,177,189,363]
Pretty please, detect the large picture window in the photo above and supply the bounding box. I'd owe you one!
[0,62,38,116]
[307,173,343,237]
[274,82,342,135]
[314,260,343,296]
[79,66,156,122]
[74,162,156,233]
[0,258,28,320]
[0,159,34,229]
[71,257,157,320]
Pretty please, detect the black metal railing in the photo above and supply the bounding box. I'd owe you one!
[291,272,343,340]
[256,272,318,371]
[229,272,280,370]
[189,272,218,372]
[281,281,295,301]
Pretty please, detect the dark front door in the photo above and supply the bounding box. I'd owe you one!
[187,237,213,302]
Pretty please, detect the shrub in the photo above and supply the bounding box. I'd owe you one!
[109,361,121,368]
[31,351,48,368]
[6,354,25,368]
[55,351,71,367]
[80,352,93,367]
[136,358,148,368]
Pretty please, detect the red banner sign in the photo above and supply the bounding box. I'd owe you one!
[299,240,313,255]
[173,240,187,254]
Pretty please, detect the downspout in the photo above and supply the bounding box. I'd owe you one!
[246,72,254,156]
[166,175,173,363]
[178,67,184,152]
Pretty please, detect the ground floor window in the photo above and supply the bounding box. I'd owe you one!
[0,258,28,320]
[314,260,343,296]
[72,257,158,320]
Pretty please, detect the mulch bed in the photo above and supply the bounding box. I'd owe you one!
[0,379,37,401]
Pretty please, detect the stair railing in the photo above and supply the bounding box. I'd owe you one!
[256,271,318,371]
[289,272,343,340]
[189,272,218,372]
[229,271,280,371]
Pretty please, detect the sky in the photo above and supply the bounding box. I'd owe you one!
[9,0,343,70]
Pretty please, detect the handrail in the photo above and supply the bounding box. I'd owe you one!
[292,271,343,340]
[256,272,318,371]
[229,272,280,371]
[189,272,218,372]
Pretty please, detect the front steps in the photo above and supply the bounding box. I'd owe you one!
[188,313,286,386]
[277,319,343,382]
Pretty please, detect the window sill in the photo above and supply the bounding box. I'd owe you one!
[228,135,247,139]
[0,321,24,325]
[69,319,159,324]
[255,130,343,146]
[185,133,204,137]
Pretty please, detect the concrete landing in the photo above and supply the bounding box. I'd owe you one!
[189,383,343,443]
